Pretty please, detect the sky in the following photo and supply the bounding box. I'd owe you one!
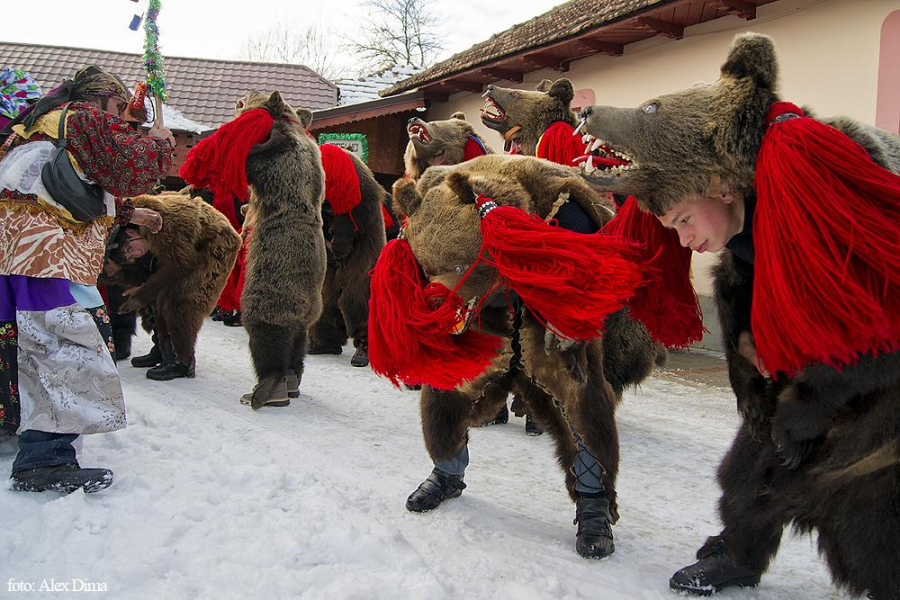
[1,0,564,77]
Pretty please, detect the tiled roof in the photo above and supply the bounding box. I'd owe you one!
[0,42,337,129]
[337,64,423,106]
[383,0,771,96]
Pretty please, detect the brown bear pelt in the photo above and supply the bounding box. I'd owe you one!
[581,32,900,598]
[480,78,578,155]
[105,191,241,367]
[309,148,387,355]
[238,90,327,408]
[404,112,494,179]
[392,153,662,518]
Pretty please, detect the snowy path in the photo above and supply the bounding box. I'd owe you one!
[1,322,848,599]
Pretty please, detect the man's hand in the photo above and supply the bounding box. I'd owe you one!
[148,125,175,148]
[738,330,768,377]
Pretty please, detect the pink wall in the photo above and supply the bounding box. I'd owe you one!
[876,10,900,133]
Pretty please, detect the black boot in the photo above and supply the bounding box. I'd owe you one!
[525,412,543,436]
[130,344,161,368]
[405,468,466,512]
[112,334,132,362]
[211,307,223,321]
[574,495,615,559]
[487,404,509,425]
[350,342,369,367]
[669,538,761,595]
[147,360,195,381]
[11,464,114,494]
[222,310,242,327]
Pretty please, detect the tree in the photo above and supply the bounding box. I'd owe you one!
[241,21,341,81]
[348,0,445,72]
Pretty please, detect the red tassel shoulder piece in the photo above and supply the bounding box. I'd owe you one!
[319,143,362,215]
[535,121,584,166]
[752,102,900,376]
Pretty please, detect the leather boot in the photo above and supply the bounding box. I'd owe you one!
[240,377,290,408]
[130,340,162,368]
[406,468,466,512]
[350,342,369,367]
[574,495,615,559]
[147,360,195,381]
[11,464,114,494]
[669,538,761,595]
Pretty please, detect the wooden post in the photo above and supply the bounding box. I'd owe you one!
[154,95,165,129]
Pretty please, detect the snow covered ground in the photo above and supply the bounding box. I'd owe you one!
[1,322,850,599]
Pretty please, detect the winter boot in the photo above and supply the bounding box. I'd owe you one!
[285,369,300,398]
[11,464,114,494]
[240,378,290,408]
[211,307,223,321]
[112,333,133,362]
[130,343,162,368]
[525,412,543,436]
[222,310,242,327]
[487,404,509,425]
[308,341,343,355]
[574,495,616,559]
[147,360,196,381]
[405,468,466,512]
[350,342,369,367]
[669,538,761,595]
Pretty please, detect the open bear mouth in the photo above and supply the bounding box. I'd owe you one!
[407,122,432,143]
[574,129,638,177]
[449,296,479,336]
[479,97,506,124]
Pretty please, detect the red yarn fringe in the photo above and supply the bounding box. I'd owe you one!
[535,121,582,166]
[753,102,900,376]
[368,239,503,389]
[477,198,648,340]
[319,144,362,216]
[463,136,488,161]
[380,204,394,229]
[603,196,704,348]
[179,108,274,205]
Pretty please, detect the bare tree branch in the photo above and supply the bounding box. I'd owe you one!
[240,20,342,81]
[346,0,445,72]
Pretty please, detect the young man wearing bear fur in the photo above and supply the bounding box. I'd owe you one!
[404,112,492,179]
[579,32,900,598]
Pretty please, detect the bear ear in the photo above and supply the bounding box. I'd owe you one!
[548,79,574,105]
[450,111,467,121]
[266,90,286,111]
[720,33,778,91]
[446,172,476,204]
[392,178,423,217]
[535,79,553,92]
[295,107,313,128]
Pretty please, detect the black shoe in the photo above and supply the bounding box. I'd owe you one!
[487,404,509,425]
[222,310,242,327]
[669,539,761,595]
[308,342,343,356]
[131,344,162,368]
[11,464,114,494]
[146,361,195,381]
[211,307,223,321]
[350,343,369,367]
[525,413,543,436]
[574,495,615,559]
[406,468,466,512]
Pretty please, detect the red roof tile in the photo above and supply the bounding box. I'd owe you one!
[0,42,337,128]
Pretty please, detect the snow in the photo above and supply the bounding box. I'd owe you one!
[336,65,423,107]
[0,323,850,599]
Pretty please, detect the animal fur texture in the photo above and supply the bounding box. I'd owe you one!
[392,154,661,518]
[310,148,387,353]
[404,112,494,179]
[237,90,327,408]
[106,191,241,367]
[580,32,900,598]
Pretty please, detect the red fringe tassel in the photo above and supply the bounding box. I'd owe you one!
[368,239,503,390]
[603,196,704,348]
[477,198,649,340]
[180,108,274,206]
[535,121,583,166]
[753,102,900,376]
[319,144,362,216]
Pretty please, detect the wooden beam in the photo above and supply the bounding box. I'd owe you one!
[447,80,484,93]
[579,38,624,56]
[480,68,524,83]
[522,52,567,72]
[720,0,756,20]
[635,16,685,39]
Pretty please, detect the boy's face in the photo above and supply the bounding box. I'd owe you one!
[658,193,743,254]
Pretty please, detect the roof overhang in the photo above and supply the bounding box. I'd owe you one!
[385,0,776,101]
[310,91,426,129]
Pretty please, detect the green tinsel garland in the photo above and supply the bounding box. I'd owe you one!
[142,0,168,102]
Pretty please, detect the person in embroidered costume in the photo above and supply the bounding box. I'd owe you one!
[580,33,900,598]
[0,65,175,494]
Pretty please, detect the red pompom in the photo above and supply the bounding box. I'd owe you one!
[476,196,648,340]
[602,196,704,348]
[753,102,900,376]
[368,239,502,389]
